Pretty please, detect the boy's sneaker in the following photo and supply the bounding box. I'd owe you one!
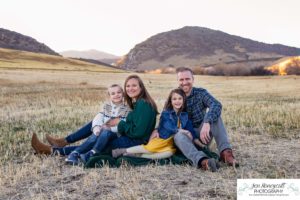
[65,152,80,165]
[80,150,95,163]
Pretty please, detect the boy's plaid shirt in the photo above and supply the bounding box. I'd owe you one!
[186,87,222,128]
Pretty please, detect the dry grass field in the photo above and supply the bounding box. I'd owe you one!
[0,48,124,73]
[0,69,299,199]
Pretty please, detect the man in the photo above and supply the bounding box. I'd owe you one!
[174,67,239,171]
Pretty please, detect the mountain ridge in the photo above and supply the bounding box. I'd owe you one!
[119,26,300,71]
[60,49,120,60]
[0,28,59,56]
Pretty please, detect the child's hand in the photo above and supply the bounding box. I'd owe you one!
[181,130,193,141]
[102,124,111,131]
[93,126,102,136]
[106,118,121,126]
[94,131,100,136]
[149,129,159,141]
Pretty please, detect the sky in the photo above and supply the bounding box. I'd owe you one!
[1,0,299,56]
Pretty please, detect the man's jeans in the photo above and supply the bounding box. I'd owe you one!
[174,117,231,167]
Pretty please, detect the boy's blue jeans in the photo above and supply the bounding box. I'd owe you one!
[65,121,93,144]
[53,121,146,155]
[76,129,118,154]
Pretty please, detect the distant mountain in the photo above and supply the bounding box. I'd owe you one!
[73,57,122,69]
[0,28,59,56]
[119,26,300,71]
[60,49,120,62]
[60,49,120,65]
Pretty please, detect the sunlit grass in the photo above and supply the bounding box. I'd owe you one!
[0,47,124,72]
[0,69,299,199]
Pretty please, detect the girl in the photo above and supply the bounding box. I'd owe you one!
[112,88,196,159]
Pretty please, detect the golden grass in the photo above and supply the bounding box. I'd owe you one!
[0,48,124,73]
[0,69,299,199]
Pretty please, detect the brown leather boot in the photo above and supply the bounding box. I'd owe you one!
[31,133,52,155]
[46,134,68,147]
[220,148,239,167]
[200,158,219,172]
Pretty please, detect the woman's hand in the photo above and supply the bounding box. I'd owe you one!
[106,118,121,126]
[149,129,159,141]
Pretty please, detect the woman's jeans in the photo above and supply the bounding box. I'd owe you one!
[53,121,146,155]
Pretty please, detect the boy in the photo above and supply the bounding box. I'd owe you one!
[65,84,131,164]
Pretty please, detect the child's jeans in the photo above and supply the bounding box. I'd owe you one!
[54,129,118,155]
[76,129,118,153]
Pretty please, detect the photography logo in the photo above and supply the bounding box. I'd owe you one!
[237,179,300,200]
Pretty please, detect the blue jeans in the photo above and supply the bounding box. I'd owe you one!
[52,121,92,155]
[54,130,118,155]
[65,121,93,144]
[53,121,147,155]
[109,136,145,149]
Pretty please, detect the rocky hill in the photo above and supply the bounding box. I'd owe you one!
[119,26,300,72]
[0,28,59,56]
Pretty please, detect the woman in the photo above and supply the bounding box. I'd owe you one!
[32,75,158,164]
[112,88,196,159]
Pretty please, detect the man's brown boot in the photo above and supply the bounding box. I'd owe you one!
[220,148,239,167]
[200,158,219,172]
[31,133,52,155]
[46,134,68,147]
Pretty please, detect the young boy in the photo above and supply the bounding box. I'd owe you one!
[65,84,131,164]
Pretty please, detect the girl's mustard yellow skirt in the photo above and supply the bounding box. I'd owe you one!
[142,137,176,153]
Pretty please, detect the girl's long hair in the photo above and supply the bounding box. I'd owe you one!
[163,88,187,113]
[124,75,158,113]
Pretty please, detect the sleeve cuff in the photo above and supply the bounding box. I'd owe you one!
[203,115,212,124]
[117,120,126,133]
[111,126,118,133]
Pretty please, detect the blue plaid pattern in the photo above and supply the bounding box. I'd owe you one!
[186,87,222,128]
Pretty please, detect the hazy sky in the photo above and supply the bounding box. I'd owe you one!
[1,0,299,56]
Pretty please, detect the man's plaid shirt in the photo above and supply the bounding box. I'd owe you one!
[186,87,222,128]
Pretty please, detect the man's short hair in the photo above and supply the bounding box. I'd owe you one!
[176,67,194,75]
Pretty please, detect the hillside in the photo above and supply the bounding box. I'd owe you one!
[119,26,300,72]
[60,49,120,65]
[0,48,124,73]
[0,28,59,56]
